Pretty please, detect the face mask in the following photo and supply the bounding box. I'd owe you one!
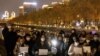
[41,37,45,42]
[72,29,75,33]
[94,37,98,40]
[74,42,79,46]
[63,39,67,43]
[64,38,68,43]
[73,37,77,42]
[86,40,90,43]
[62,34,64,37]
[8,26,11,29]
[81,38,86,41]
[20,39,24,43]
[26,37,31,41]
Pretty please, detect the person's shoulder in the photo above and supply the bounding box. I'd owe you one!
[70,44,74,47]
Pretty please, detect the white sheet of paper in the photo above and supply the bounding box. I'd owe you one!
[83,46,91,53]
[51,47,57,54]
[19,47,28,53]
[73,47,82,54]
[39,49,48,55]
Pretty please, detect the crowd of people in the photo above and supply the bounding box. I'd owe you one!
[2,24,100,56]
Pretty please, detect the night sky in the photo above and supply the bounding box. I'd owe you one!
[0,0,61,17]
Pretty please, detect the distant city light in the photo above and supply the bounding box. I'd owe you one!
[62,0,70,2]
[23,2,37,6]
[2,14,6,19]
[2,11,9,19]
[51,2,58,5]
[19,6,24,9]
[80,20,84,23]
[1,11,16,20]
[77,14,80,18]
[10,11,16,19]
[42,4,49,9]
[76,22,80,26]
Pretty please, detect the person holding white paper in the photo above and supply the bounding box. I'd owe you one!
[82,36,92,56]
[68,37,83,56]
[83,46,92,56]
[83,46,91,53]
[24,34,33,56]
[35,35,49,56]
[13,37,27,56]
[83,35,92,46]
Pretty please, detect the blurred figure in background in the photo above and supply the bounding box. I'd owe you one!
[62,37,69,56]
[24,34,33,56]
[79,35,86,46]
[91,34,100,56]
[56,35,63,56]
[2,24,17,56]
[2,25,9,56]
[69,29,78,46]
[35,35,49,56]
